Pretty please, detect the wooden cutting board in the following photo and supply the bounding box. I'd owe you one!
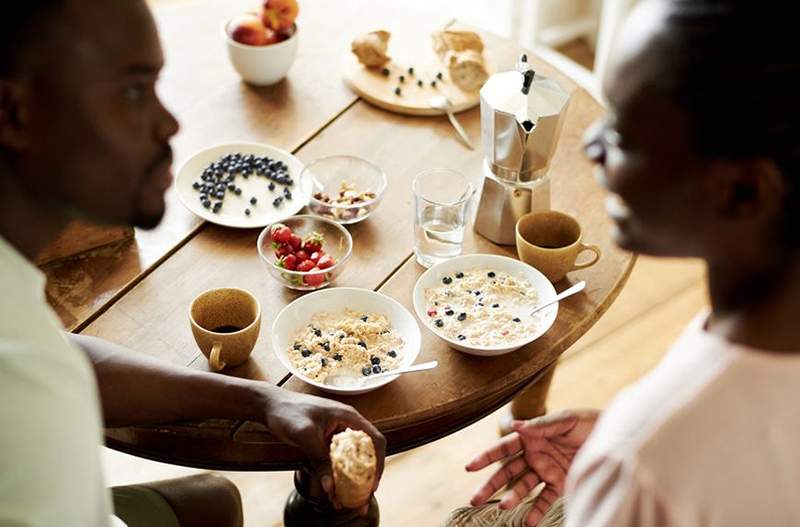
[343,28,492,116]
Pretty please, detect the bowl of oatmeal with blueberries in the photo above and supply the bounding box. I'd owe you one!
[412,254,558,356]
[272,287,421,394]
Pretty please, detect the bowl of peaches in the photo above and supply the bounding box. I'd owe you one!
[223,0,300,86]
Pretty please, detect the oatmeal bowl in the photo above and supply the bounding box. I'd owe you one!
[272,287,421,395]
[412,254,558,356]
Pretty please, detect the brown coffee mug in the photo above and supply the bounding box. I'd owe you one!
[515,210,601,283]
[189,287,261,371]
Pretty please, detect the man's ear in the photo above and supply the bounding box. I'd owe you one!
[706,157,785,222]
[0,80,31,151]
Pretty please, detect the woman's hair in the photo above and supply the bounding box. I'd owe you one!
[658,0,800,241]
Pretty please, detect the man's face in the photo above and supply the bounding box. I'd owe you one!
[12,0,179,229]
[582,1,718,258]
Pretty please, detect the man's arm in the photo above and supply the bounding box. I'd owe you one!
[68,333,386,502]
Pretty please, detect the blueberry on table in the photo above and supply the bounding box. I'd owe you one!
[244,208,251,216]
[362,367,372,376]
[388,350,397,358]
[372,365,381,374]
[301,349,311,357]
[250,197,257,205]
[442,276,453,285]
[457,312,467,321]
[435,319,444,328]
[455,272,464,279]
[370,356,380,365]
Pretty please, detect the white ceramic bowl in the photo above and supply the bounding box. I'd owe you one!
[222,21,299,86]
[413,254,558,356]
[272,288,422,395]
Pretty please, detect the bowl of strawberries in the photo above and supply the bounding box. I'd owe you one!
[223,0,300,86]
[257,215,352,290]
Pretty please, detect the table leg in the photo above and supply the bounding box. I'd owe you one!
[284,466,380,527]
[498,362,557,436]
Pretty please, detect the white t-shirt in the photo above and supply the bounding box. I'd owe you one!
[565,312,800,526]
[0,236,118,526]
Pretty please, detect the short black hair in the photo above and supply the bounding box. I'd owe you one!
[0,1,64,76]
[658,0,800,242]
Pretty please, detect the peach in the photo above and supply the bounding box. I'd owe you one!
[228,13,269,46]
[261,0,299,33]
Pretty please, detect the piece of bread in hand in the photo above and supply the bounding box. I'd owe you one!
[445,49,489,92]
[432,29,484,61]
[352,30,391,68]
[330,428,377,508]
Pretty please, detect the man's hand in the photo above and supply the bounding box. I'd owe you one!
[265,388,386,513]
[465,409,600,525]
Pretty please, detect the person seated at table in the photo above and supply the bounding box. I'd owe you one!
[463,1,800,526]
[0,1,384,526]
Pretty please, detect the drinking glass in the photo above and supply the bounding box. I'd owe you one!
[412,169,475,268]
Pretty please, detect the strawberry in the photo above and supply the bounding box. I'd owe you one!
[274,243,292,258]
[289,233,302,251]
[302,231,324,253]
[296,259,315,273]
[309,251,321,264]
[270,224,293,244]
[295,250,310,262]
[303,268,326,287]
[277,253,298,271]
[317,254,335,270]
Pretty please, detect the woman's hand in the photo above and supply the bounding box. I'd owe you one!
[465,409,600,525]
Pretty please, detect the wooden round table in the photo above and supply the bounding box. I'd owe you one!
[47,1,634,524]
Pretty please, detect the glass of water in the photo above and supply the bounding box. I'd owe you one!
[412,169,475,268]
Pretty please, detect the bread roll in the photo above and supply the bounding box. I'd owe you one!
[445,49,489,92]
[351,30,391,68]
[330,428,377,508]
[432,29,484,60]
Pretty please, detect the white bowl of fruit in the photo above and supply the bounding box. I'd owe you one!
[223,0,300,86]
[257,215,353,291]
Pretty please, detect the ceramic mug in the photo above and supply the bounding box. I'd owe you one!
[515,210,602,282]
[189,287,261,371]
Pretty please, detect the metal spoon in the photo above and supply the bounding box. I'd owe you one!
[530,281,586,316]
[324,360,439,388]
[429,95,474,150]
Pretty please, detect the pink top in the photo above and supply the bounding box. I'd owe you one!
[565,312,800,526]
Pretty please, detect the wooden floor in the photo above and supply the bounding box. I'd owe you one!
[103,256,708,525]
[107,3,709,524]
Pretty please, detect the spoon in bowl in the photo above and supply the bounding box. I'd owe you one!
[324,360,439,388]
[530,281,586,317]
[429,95,474,150]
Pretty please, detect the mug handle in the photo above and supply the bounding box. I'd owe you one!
[571,243,602,271]
[210,342,226,371]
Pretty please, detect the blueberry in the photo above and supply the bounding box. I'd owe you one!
[235,188,242,195]
[322,343,330,352]
[227,184,236,191]
[284,189,292,200]
[272,197,283,207]
[457,334,466,341]
[320,358,327,367]
[457,313,467,321]
[381,67,390,76]
[293,343,301,350]
[513,318,521,323]
[436,72,443,80]
[435,319,444,328]
[388,350,397,358]
[215,192,224,199]
[313,328,322,337]
[399,75,405,82]
[333,354,343,361]
[268,182,276,191]
[244,208,251,216]
[445,309,454,316]
[360,316,368,322]
[408,67,414,75]
[431,80,437,87]
[192,181,201,190]
[395,87,401,96]
[442,276,453,285]
[455,272,464,279]
[370,356,380,365]
[492,304,500,308]
[362,367,372,376]
[250,197,257,205]
[202,200,211,208]
[417,80,423,87]
[488,271,496,278]
[358,340,367,348]
[474,291,481,296]
[301,349,311,357]
[372,364,381,374]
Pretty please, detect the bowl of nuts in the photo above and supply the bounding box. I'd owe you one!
[299,155,387,224]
